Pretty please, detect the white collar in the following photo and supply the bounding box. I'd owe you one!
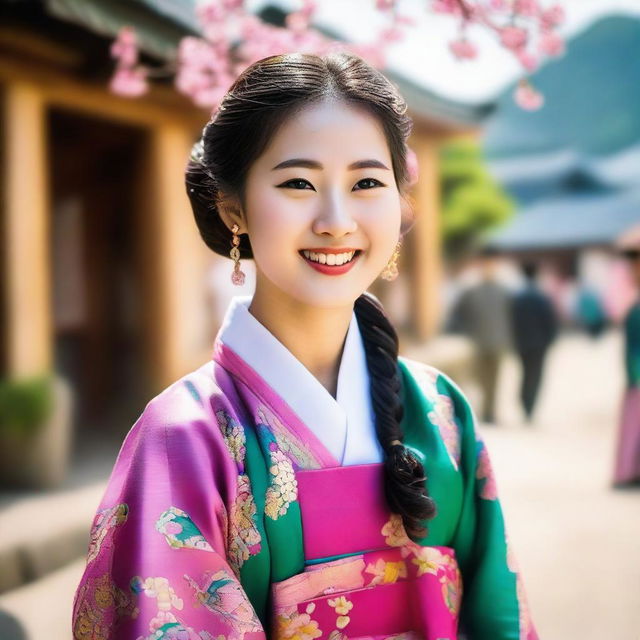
[215,296,383,465]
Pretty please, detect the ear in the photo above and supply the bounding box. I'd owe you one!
[216,192,248,234]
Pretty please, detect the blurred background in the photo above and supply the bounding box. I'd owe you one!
[0,0,639,637]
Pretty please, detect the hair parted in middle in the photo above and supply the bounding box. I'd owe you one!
[185,51,436,539]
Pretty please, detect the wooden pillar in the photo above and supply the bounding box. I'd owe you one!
[138,123,209,391]
[409,130,443,341]
[3,83,51,376]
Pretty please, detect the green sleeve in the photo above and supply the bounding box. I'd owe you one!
[437,373,538,640]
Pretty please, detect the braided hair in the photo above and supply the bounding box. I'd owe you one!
[185,52,437,539]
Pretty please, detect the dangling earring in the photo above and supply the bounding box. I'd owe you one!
[230,223,246,286]
[381,239,402,281]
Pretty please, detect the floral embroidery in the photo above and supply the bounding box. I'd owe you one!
[328,595,353,629]
[87,503,129,564]
[364,558,408,585]
[265,446,298,520]
[411,546,443,577]
[401,360,462,471]
[215,410,262,569]
[505,533,536,640]
[183,569,262,633]
[256,406,323,470]
[130,576,184,612]
[327,596,353,616]
[276,610,323,640]
[381,514,412,548]
[216,410,246,468]
[228,474,262,575]
[476,437,498,500]
[135,618,216,640]
[73,572,139,639]
[156,507,214,552]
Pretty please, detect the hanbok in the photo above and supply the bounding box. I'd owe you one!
[72,296,538,640]
[613,300,640,485]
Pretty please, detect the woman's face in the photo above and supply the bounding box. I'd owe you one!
[242,99,403,309]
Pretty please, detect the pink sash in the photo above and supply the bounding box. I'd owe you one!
[271,464,461,640]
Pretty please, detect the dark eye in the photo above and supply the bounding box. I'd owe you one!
[279,179,314,190]
[355,178,384,190]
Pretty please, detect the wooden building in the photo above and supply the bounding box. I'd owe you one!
[0,0,490,439]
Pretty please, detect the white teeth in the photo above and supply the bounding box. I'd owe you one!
[301,250,357,265]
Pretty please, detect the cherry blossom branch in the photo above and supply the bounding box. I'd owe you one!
[109,0,566,113]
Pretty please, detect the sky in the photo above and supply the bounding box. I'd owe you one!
[248,0,640,103]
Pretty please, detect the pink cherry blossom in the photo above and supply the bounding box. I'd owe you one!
[449,38,478,60]
[376,0,396,10]
[380,26,406,44]
[500,26,528,51]
[109,67,148,97]
[539,31,565,56]
[432,0,461,15]
[514,80,544,111]
[106,1,565,114]
[110,26,138,67]
[516,49,539,72]
[513,0,540,17]
[541,4,565,27]
[286,11,310,34]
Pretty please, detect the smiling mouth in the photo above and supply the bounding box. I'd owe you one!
[298,249,362,266]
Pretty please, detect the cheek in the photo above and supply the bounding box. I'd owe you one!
[244,190,307,261]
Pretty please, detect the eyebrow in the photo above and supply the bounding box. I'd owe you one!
[271,158,390,171]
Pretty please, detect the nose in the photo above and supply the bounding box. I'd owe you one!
[312,193,358,237]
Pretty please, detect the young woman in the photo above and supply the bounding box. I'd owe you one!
[613,231,640,487]
[72,52,537,640]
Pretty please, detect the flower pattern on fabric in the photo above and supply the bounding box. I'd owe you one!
[215,409,263,571]
[475,436,498,500]
[86,503,129,564]
[156,507,214,552]
[216,410,247,469]
[73,572,139,639]
[183,569,262,633]
[364,559,408,585]
[130,576,184,612]
[381,514,412,548]
[264,446,298,520]
[505,533,537,640]
[228,474,262,575]
[378,514,462,615]
[402,361,462,471]
[135,620,215,640]
[276,609,323,640]
[328,595,353,629]
[256,406,323,470]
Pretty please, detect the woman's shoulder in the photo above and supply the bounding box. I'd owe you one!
[123,359,238,451]
[397,355,468,403]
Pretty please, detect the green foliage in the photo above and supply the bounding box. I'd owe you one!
[440,139,515,259]
[0,374,54,438]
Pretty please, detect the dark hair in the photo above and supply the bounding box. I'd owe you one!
[521,261,538,280]
[185,51,436,538]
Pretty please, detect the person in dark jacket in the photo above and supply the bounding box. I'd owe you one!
[511,262,558,422]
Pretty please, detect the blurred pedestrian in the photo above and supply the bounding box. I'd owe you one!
[511,262,558,423]
[575,284,607,338]
[612,226,640,487]
[450,249,512,424]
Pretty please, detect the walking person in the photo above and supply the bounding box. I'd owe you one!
[511,262,558,423]
[72,52,537,639]
[450,249,512,425]
[613,226,640,487]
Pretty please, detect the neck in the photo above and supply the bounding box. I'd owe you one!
[248,278,354,398]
